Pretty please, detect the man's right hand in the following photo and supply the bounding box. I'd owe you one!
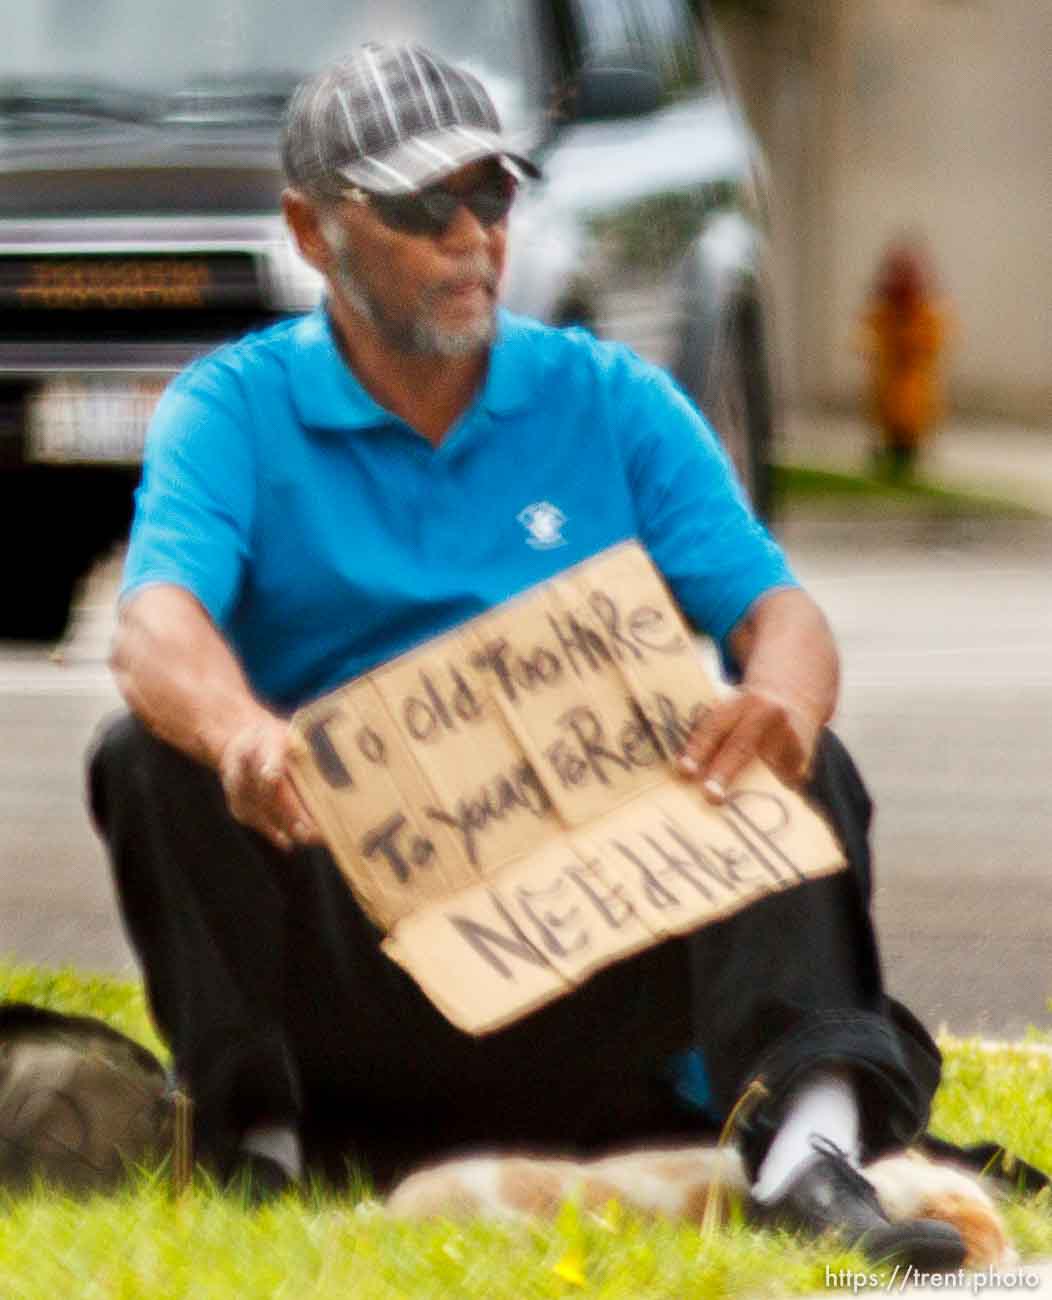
[112,585,321,854]
[218,714,321,852]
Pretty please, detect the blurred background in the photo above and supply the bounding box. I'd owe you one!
[1,0,1049,1042]
[719,0,1050,424]
[713,0,1052,1043]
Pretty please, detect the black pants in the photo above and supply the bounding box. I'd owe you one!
[87,715,939,1190]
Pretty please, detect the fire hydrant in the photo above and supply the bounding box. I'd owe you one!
[859,242,952,479]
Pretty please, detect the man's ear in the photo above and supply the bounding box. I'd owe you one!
[282,189,333,276]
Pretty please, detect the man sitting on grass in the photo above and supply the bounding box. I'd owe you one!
[89,42,963,1270]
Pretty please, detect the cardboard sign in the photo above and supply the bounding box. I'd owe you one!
[288,542,846,1035]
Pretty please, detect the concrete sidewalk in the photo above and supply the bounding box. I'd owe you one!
[782,409,1052,516]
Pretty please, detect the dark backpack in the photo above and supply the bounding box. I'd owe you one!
[0,1003,173,1196]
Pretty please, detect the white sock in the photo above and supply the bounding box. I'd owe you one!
[750,1070,861,1204]
[240,1123,303,1181]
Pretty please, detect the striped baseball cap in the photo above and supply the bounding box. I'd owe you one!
[282,43,541,198]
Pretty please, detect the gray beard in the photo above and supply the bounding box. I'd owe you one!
[324,222,497,358]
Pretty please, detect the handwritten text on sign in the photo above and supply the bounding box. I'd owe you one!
[288,543,846,1034]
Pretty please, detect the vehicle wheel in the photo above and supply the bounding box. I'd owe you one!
[0,467,123,643]
[2,558,80,643]
[706,299,775,520]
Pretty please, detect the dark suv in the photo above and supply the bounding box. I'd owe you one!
[0,0,774,639]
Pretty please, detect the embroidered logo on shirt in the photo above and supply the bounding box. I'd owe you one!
[517,502,567,549]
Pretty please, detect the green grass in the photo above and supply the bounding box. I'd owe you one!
[1,960,164,1060]
[2,961,1051,1298]
[0,1186,872,1300]
[774,463,1044,520]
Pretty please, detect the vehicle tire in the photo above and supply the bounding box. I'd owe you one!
[3,556,80,643]
[705,298,775,521]
[0,471,77,641]
[0,466,134,643]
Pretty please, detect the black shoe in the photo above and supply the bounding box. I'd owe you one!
[225,1152,298,1207]
[749,1139,967,1271]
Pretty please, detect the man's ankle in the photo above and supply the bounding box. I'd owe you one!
[750,1070,860,1203]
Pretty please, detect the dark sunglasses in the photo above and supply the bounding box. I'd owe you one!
[348,171,518,237]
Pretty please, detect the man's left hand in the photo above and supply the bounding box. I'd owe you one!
[678,686,818,802]
[676,587,839,803]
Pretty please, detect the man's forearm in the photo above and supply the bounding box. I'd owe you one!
[111,584,267,771]
[729,586,840,736]
[112,584,319,850]
[681,585,839,797]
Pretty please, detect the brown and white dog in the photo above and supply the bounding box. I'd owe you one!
[386,1143,1012,1269]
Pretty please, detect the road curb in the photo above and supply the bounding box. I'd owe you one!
[778,515,1052,554]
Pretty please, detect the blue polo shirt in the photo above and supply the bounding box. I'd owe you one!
[124,306,796,713]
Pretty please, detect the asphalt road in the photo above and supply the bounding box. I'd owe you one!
[1,519,1050,1038]
[784,518,1052,1039]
